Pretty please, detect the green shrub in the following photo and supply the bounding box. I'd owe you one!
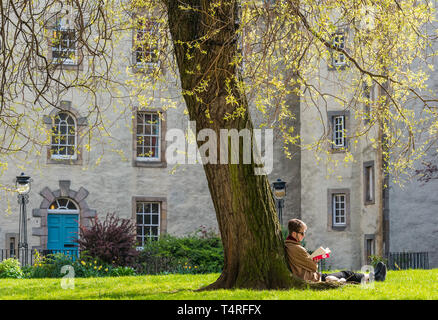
[21,229,224,278]
[135,232,224,275]
[26,252,77,278]
[23,251,113,278]
[109,266,136,277]
[0,258,24,279]
[24,252,73,278]
[369,255,388,268]
[75,258,113,278]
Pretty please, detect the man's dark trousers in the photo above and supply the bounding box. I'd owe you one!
[321,271,364,283]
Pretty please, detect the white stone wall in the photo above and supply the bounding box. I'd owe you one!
[299,45,381,270]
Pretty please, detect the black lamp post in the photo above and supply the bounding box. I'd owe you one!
[16,172,31,265]
[272,178,286,225]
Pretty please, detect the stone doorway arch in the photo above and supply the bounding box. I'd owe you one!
[32,180,97,250]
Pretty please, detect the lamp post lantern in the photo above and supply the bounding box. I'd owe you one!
[272,178,286,225]
[16,172,31,265]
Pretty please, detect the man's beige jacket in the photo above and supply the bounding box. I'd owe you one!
[285,238,321,282]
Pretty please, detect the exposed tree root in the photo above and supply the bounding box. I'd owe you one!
[196,272,343,292]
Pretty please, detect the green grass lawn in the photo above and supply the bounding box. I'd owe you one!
[0,269,436,300]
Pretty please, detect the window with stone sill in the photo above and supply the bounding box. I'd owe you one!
[333,115,346,148]
[332,193,347,227]
[133,18,159,68]
[51,17,78,66]
[327,188,350,230]
[136,201,160,246]
[6,234,18,258]
[45,101,87,165]
[328,110,349,152]
[364,161,375,205]
[364,234,376,265]
[329,31,348,70]
[136,112,161,161]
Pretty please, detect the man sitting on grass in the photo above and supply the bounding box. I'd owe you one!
[284,218,387,283]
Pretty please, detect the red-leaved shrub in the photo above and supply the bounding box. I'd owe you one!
[76,213,138,266]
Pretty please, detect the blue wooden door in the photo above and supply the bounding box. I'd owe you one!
[47,214,79,256]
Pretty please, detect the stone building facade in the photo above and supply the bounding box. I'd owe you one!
[0,5,436,271]
[297,27,383,270]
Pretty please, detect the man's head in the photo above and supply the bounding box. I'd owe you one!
[288,218,307,242]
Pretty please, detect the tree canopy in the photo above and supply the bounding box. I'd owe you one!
[1,0,437,181]
[1,0,438,289]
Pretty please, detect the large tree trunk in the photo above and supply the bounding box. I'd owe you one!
[165,0,294,289]
[165,0,328,290]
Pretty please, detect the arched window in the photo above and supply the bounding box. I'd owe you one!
[51,112,77,159]
[48,198,79,214]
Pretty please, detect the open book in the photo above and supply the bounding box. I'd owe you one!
[309,247,331,260]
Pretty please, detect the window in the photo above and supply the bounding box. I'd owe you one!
[332,194,347,226]
[136,202,160,245]
[9,237,16,257]
[328,111,349,151]
[332,32,346,67]
[50,112,77,160]
[134,18,159,66]
[333,115,346,148]
[364,234,375,265]
[52,18,77,65]
[44,101,87,165]
[132,197,166,247]
[364,161,375,204]
[327,188,350,230]
[136,112,160,161]
[132,108,166,167]
[5,233,18,258]
[48,198,79,213]
[366,239,374,262]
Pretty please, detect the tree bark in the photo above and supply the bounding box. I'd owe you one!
[165,0,337,290]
